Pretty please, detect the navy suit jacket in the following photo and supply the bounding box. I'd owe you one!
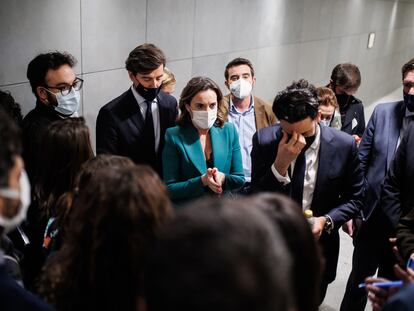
[358,101,406,220]
[0,263,54,311]
[382,122,414,229]
[382,284,414,311]
[96,88,177,176]
[251,124,363,282]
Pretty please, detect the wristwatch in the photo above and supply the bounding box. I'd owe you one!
[323,215,334,234]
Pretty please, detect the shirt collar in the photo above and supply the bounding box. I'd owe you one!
[131,85,158,105]
[308,123,321,151]
[229,95,254,114]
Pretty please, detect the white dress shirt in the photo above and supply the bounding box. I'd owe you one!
[271,124,321,210]
[131,85,161,152]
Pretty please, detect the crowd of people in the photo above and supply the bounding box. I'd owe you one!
[0,42,414,311]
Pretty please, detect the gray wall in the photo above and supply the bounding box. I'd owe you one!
[1,0,414,148]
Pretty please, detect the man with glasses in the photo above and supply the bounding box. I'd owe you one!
[96,43,177,176]
[341,58,414,311]
[251,79,363,304]
[22,51,82,183]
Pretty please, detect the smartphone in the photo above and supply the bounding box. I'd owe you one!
[407,257,414,270]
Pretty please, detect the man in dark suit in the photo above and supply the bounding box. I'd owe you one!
[251,79,363,303]
[96,43,178,176]
[328,63,365,142]
[341,58,414,311]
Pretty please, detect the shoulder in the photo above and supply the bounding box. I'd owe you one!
[165,125,181,136]
[99,89,133,113]
[158,91,178,108]
[255,124,281,144]
[254,96,271,108]
[373,100,404,114]
[323,125,355,145]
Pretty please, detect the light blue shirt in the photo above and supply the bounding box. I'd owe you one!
[228,96,256,182]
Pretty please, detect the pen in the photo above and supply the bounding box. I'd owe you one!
[358,280,403,289]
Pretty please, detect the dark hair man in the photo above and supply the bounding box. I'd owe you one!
[328,63,365,142]
[96,43,178,176]
[22,51,82,182]
[0,111,53,311]
[341,58,414,311]
[219,57,277,194]
[251,79,363,304]
[144,196,293,311]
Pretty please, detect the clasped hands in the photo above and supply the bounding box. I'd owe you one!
[201,168,225,194]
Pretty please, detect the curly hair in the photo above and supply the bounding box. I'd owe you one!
[38,165,172,311]
[0,90,23,126]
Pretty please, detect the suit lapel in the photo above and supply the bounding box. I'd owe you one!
[179,125,207,175]
[312,126,335,208]
[386,102,404,169]
[124,89,145,133]
[253,98,266,130]
[210,126,227,171]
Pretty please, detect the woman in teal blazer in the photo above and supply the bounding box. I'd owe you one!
[162,77,244,205]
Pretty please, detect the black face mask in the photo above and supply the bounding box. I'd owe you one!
[135,83,162,102]
[403,92,414,112]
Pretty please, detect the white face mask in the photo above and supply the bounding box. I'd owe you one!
[52,88,80,117]
[0,170,31,233]
[229,79,252,99]
[320,119,331,127]
[191,109,217,130]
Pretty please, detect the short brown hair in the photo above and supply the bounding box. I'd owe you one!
[176,77,225,128]
[224,57,255,80]
[330,63,361,92]
[125,43,166,75]
[402,58,414,80]
[316,86,338,108]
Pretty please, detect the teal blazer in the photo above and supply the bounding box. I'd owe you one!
[162,122,245,205]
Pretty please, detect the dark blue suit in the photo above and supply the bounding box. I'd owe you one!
[96,88,177,176]
[251,124,363,300]
[382,284,414,311]
[0,262,54,311]
[341,101,406,311]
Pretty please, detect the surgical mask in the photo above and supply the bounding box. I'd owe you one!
[320,119,331,127]
[191,109,217,130]
[229,79,252,99]
[403,92,414,112]
[0,170,31,233]
[136,83,162,102]
[53,88,80,117]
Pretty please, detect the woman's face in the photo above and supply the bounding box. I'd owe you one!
[186,89,218,112]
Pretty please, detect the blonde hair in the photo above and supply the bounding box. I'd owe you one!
[163,67,176,88]
[316,87,338,108]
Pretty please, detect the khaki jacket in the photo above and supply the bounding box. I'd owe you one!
[220,94,277,130]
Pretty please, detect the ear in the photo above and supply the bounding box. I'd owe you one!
[185,104,192,115]
[36,86,49,104]
[224,80,230,89]
[316,110,322,123]
[128,71,137,84]
[252,76,257,87]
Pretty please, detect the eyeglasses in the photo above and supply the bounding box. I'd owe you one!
[403,82,414,89]
[45,77,84,96]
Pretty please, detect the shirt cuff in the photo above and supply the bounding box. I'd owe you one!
[271,164,291,185]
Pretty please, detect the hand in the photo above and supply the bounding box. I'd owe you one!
[365,276,398,311]
[202,168,223,194]
[312,216,326,240]
[389,238,404,266]
[342,219,354,237]
[352,135,362,145]
[274,131,306,176]
[394,262,414,284]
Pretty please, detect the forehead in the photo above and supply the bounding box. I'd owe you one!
[45,64,75,84]
[335,85,356,95]
[138,64,164,78]
[227,64,252,77]
[319,105,335,114]
[190,89,217,105]
[403,70,414,82]
[280,117,314,134]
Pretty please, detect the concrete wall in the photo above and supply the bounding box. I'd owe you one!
[1,0,414,148]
